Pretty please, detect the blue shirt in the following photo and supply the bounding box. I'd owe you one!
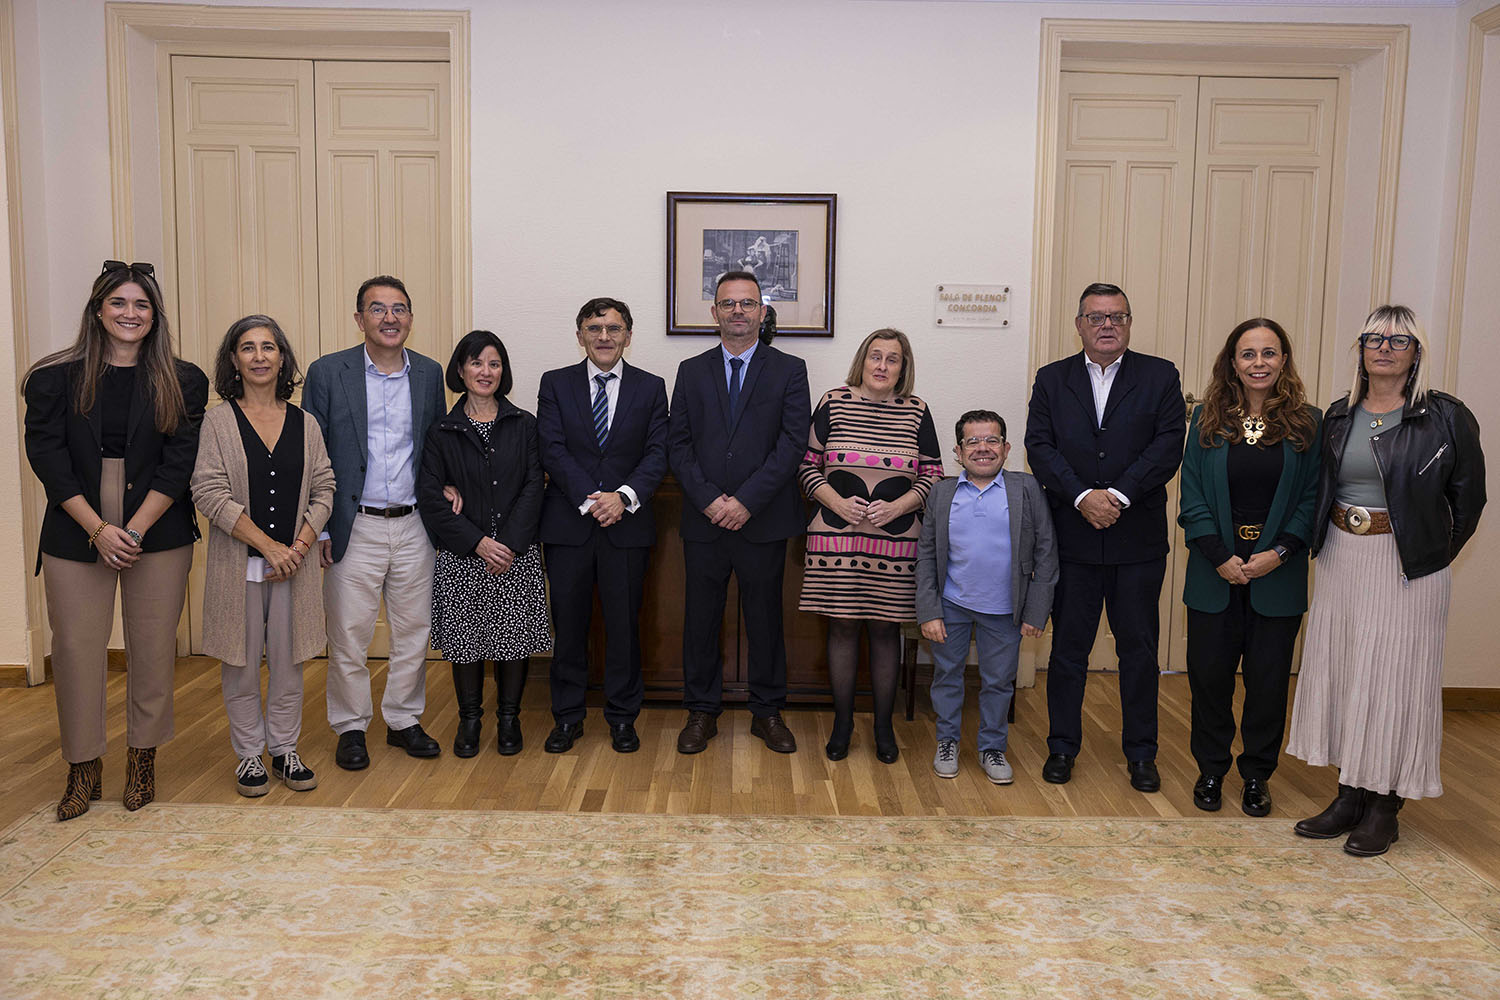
[721,340,758,393]
[943,471,1013,616]
[361,347,418,508]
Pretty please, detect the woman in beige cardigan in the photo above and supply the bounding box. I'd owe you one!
[191,315,335,797]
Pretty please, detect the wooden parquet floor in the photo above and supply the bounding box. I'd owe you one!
[3,657,1498,885]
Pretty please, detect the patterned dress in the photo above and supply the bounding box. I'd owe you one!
[429,415,553,663]
[798,388,944,621]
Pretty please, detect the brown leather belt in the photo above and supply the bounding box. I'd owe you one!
[357,504,416,518]
[1331,503,1391,535]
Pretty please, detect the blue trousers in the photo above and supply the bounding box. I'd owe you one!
[929,598,1022,753]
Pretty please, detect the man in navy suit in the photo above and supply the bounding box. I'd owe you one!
[303,275,448,770]
[669,271,811,755]
[1023,282,1185,792]
[536,297,670,754]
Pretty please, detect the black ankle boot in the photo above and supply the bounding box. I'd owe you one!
[1294,783,1366,839]
[1344,791,1403,857]
[495,659,526,756]
[451,662,484,758]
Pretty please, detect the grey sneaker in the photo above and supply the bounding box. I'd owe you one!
[235,755,269,797]
[981,749,1014,785]
[932,739,959,779]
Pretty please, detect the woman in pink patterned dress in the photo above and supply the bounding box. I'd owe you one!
[799,329,944,764]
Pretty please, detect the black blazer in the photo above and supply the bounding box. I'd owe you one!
[668,343,811,544]
[24,359,209,572]
[1023,349,1185,565]
[417,396,543,557]
[536,360,669,549]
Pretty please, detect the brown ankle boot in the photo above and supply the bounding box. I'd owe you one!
[57,758,103,821]
[1294,783,1366,839]
[1344,791,1403,857]
[123,746,157,812]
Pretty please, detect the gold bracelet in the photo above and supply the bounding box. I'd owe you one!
[88,521,110,547]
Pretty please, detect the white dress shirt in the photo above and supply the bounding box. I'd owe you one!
[1074,353,1131,510]
[578,358,641,515]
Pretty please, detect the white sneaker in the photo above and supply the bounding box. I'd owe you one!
[933,739,959,778]
[981,749,1014,785]
[235,755,270,797]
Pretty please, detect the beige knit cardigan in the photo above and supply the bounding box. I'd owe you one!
[190,401,336,666]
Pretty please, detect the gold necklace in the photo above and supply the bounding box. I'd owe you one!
[1239,411,1266,445]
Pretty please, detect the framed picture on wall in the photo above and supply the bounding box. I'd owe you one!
[666,191,836,337]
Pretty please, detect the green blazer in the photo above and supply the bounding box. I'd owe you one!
[1177,405,1322,616]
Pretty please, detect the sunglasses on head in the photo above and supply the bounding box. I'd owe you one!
[100,260,155,277]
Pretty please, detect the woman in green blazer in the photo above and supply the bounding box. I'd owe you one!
[1178,318,1321,817]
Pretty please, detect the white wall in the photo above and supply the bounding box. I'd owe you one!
[3,0,1494,683]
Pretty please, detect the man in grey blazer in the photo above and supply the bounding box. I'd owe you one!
[916,409,1058,784]
[302,275,447,770]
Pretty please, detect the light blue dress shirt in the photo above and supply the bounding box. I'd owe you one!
[943,470,1013,616]
[361,347,418,508]
[721,340,758,393]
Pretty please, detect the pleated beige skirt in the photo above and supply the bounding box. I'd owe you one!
[1287,522,1450,800]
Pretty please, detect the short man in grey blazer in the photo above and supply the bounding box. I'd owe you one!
[917,409,1058,784]
[302,275,447,770]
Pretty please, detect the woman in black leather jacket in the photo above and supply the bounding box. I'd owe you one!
[1286,305,1485,857]
[418,331,551,757]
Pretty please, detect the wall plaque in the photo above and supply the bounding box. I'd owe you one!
[934,284,1011,328]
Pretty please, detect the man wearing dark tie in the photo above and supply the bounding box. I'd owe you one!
[535,297,669,754]
[669,271,811,754]
[1023,282,1185,792]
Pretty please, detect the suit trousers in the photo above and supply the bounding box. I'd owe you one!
[929,598,1022,753]
[42,458,193,762]
[544,532,649,726]
[681,535,788,717]
[1046,556,1166,761]
[324,510,435,734]
[1185,589,1301,781]
[221,578,302,759]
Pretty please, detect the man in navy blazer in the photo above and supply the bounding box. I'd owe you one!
[668,271,811,755]
[303,275,447,771]
[536,297,670,755]
[1024,282,1185,792]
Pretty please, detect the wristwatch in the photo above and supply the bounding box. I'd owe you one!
[1272,544,1289,564]
[125,528,143,547]
[616,491,631,508]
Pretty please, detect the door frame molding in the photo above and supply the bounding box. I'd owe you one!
[1030,19,1409,386]
[1443,3,1500,392]
[103,2,472,342]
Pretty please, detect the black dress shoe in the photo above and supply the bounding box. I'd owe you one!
[825,717,852,762]
[610,722,640,754]
[1127,759,1161,792]
[1192,773,1224,811]
[1041,753,1075,784]
[386,723,441,758]
[1241,777,1272,817]
[544,721,584,754]
[335,730,369,771]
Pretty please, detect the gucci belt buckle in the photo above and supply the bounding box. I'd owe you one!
[1345,505,1372,534]
[1236,524,1262,541]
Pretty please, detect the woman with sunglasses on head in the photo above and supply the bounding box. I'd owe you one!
[1287,306,1485,857]
[22,261,208,819]
[1178,319,1320,818]
[191,316,335,798]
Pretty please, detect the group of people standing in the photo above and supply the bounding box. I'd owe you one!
[23,263,1484,861]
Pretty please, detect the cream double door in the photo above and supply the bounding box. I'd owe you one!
[170,55,452,655]
[1047,71,1340,671]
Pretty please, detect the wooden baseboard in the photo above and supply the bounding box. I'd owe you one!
[0,664,32,687]
[1443,688,1500,710]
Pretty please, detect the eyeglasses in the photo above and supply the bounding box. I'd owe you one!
[364,303,410,318]
[1359,333,1414,351]
[101,260,154,276]
[962,436,1004,447]
[715,298,762,313]
[1080,311,1131,327]
[582,323,627,336]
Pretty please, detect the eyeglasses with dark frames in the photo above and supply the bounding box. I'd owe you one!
[1080,311,1131,328]
[715,298,762,313]
[1359,333,1415,351]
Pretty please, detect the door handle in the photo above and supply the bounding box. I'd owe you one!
[1184,391,1198,422]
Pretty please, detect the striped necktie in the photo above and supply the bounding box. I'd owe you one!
[592,372,615,449]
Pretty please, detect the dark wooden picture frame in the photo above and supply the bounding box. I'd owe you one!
[666,191,836,337]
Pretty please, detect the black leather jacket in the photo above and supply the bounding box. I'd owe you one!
[1310,390,1485,580]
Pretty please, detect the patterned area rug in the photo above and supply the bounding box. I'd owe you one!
[2,804,1498,999]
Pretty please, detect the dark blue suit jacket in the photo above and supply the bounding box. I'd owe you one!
[668,342,811,544]
[536,360,670,548]
[1024,349,1185,565]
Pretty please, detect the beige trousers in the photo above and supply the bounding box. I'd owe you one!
[221,578,303,759]
[42,458,194,763]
